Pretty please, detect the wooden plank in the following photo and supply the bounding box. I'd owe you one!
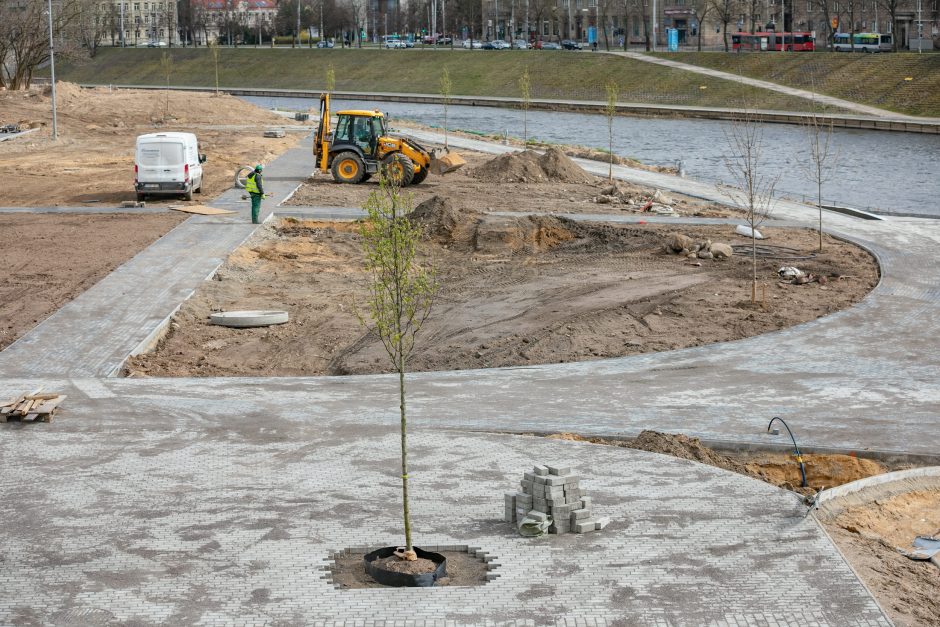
[31,396,66,415]
[25,393,59,401]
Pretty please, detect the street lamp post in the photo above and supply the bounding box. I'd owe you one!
[46,0,58,141]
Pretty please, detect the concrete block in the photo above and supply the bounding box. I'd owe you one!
[570,508,591,522]
[505,493,516,507]
[547,464,571,476]
[574,520,596,533]
[523,472,537,482]
[532,502,550,513]
[595,517,611,530]
[545,475,566,486]
[533,465,549,476]
[581,496,592,509]
[533,475,548,485]
[549,522,570,534]
[563,475,581,485]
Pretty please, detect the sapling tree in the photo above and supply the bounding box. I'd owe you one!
[800,97,839,252]
[208,42,220,95]
[326,62,336,94]
[519,66,531,146]
[358,178,436,561]
[439,66,453,150]
[160,52,173,120]
[605,79,618,180]
[723,110,778,304]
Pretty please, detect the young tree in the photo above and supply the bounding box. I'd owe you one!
[801,97,838,252]
[605,79,618,180]
[208,42,221,95]
[710,0,735,51]
[723,111,778,304]
[160,51,173,120]
[519,66,531,146]
[358,179,436,561]
[439,66,453,150]
[326,62,336,94]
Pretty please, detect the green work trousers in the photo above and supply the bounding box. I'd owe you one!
[250,193,262,224]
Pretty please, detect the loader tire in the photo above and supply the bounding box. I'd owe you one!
[410,166,429,185]
[381,153,415,187]
[331,151,366,184]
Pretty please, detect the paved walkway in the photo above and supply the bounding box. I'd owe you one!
[607,51,929,120]
[0,128,934,624]
[0,403,890,625]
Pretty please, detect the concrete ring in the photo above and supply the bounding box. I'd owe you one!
[209,310,289,328]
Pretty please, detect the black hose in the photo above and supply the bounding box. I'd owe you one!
[768,416,808,488]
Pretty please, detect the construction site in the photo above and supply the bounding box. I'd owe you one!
[1,82,938,626]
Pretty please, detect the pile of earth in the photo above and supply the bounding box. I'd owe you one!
[470,147,595,184]
[411,195,576,254]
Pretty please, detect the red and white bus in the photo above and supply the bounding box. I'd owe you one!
[732,32,815,52]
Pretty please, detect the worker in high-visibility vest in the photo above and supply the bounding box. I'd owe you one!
[245,164,266,224]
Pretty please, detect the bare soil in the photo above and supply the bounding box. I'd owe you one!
[545,430,939,626]
[0,82,302,207]
[331,550,488,589]
[0,212,186,350]
[127,206,878,377]
[286,149,736,218]
[827,491,940,627]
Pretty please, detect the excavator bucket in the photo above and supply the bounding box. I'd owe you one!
[429,150,466,176]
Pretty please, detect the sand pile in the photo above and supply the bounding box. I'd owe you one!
[472,147,594,184]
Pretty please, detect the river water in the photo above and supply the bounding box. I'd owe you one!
[243,96,940,217]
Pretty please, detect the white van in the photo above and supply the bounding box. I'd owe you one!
[135,132,206,201]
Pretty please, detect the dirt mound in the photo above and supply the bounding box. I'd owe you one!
[472,148,594,184]
[630,430,746,472]
[473,215,576,255]
[411,195,482,245]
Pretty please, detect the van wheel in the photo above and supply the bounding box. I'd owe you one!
[184,187,194,201]
[195,177,203,193]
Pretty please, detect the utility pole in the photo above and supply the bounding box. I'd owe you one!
[120,0,125,47]
[651,0,656,50]
[47,0,58,140]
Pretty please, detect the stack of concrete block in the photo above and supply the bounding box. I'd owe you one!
[504,464,611,534]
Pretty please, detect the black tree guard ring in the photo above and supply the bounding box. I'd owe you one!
[363,546,448,587]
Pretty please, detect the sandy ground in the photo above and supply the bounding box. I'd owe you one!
[127,205,878,377]
[548,431,939,627]
[0,212,186,350]
[287,148,735,218]
[826,491,940,627]
[0,83,303,207]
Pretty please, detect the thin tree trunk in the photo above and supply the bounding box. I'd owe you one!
[399,364,412,552]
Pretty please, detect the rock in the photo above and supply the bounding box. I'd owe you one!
[698,251,713,259]
[650,204,675,215]
[711,243,733,259]
[595,195,613,204]
[687,252,698,259]
[669,233,695,253]
[653,189,674,205]
[735,224,765,239]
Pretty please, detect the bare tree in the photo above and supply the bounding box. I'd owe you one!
[710,0,735,51]
[75,0,108,57]
[160,51,173,121]
[439,66,452,150]
[0,0,79,89]
[519,66,531,146]
[877,0,901,50]
[723,111,778,304]
[605,79,618,180]
[693,0,713,50]
[208,41,221,94]
[800,100,839,252]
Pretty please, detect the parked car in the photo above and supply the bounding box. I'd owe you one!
[135,132,206,201]
[462,39,483,49]
[146,41,167,48]
[481,41,496,49]
[384,38,405,48]
[403,39,415,47]
[512,39,529,49]
[436,36,453,45]
[487,39,510,49]
[537,41,562,49]
[561,39,582,50]
[316,39,334,48]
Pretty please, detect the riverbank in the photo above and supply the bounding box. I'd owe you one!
[659,52,940,118]
[50,47,836,114]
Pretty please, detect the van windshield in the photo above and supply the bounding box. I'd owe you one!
[138,142,184,166]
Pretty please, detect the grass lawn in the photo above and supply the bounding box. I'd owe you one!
[658,52,940,117]
[54,47,842,113]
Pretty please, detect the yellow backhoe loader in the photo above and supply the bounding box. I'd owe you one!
[313,93,464,186]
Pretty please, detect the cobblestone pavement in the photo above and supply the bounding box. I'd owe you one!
[1,129,935,624]
[0,406,890,625]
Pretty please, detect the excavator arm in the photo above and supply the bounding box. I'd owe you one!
[314,93,331,173]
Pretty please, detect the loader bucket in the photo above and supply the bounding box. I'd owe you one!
[430,150,467,175]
